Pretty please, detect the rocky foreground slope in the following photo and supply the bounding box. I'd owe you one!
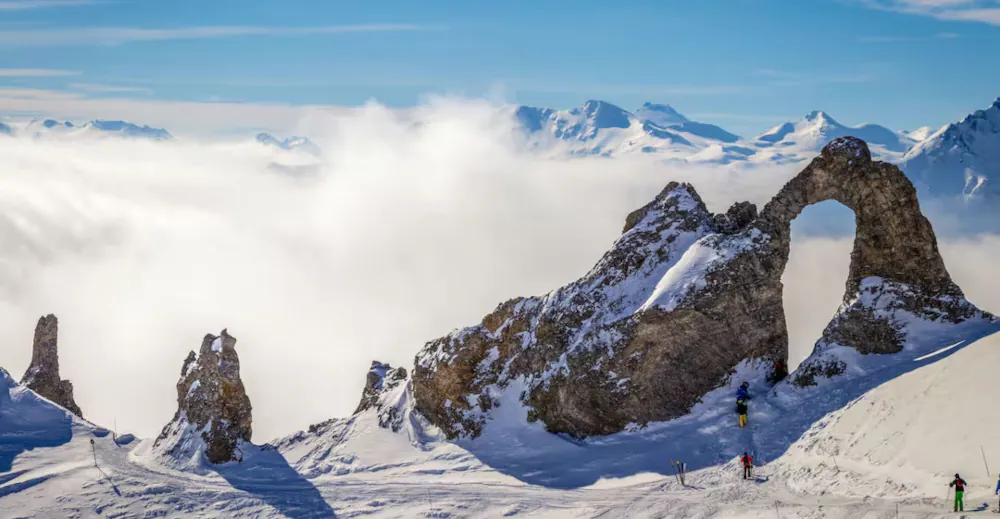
[410,137,993,440]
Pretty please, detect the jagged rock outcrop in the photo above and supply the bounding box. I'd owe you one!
[353,361,410,432]
[412,136,991,440]
[20,315,82,417]
[153,329,252,464]
[355,361,407,414]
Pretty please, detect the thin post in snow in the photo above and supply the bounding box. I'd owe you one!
[982,445,991,478]
[833,457,840,472]
[774,501,780,519]
[895,502,899,519]
[90,438,97,467]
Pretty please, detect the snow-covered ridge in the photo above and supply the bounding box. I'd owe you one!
[16,118,172,140]
[255,132,321,156]
[901,97,1000,204]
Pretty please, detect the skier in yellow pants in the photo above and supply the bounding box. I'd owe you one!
[736,399,748,428]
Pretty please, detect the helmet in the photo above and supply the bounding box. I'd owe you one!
[741,381,749,388]
[955,473,960,478]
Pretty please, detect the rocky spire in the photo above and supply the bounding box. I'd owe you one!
[20,314,82,417]
[154,329,252,464]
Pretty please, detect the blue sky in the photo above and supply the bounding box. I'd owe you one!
[0,0,999,135]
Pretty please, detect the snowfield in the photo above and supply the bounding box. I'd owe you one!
[2,313,999,517]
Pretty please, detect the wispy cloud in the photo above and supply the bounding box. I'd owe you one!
[0,0,101,10]
[859,31,962,41]
[858,0,1000,26]
[0,68,79,77]
[690,112,799,123]
[68,83,153,95]
[0,87,84,100]
[499,78,747,97]
[756,68,874,87]
[0,23,439,46]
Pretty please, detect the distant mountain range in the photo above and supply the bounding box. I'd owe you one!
[14,118,173,140]
[2,98,997,213]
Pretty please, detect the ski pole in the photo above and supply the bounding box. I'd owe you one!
[982,445,991,478]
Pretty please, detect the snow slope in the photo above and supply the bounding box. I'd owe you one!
[901,98,1000,204]
[2,312,999,517]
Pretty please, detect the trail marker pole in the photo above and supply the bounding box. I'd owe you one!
[833,457,840,472]
[90,438,97,467]
[982,445,991,478]
[774,501,780,519]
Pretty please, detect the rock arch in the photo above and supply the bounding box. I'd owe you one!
[411,137,990,439]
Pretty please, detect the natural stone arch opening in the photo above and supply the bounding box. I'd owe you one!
[780,201,854,371]
[756,137,962,361]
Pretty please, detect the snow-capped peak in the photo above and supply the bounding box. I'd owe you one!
[635,102,690,127]
[803,110,838,125]
[755,110,905,154]
[255,132,321,156]
[901,97,1000,205]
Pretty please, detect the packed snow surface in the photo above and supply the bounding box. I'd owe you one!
[2,308,998,517]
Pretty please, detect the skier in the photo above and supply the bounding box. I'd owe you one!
[994,472,1000,510]
[950,473,967,512]
[740,452,754,480]
[737,381,751,402]
[736,399,749,428]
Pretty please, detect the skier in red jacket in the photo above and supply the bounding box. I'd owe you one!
[741,452,754,480]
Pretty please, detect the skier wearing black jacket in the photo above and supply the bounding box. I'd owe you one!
[951,474,967,512]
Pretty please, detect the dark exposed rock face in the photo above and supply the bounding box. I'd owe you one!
[411,137,990,440]
[154,329,252,464]
[20,315,82,417]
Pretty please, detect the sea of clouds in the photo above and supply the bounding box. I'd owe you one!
[0,97,996,441]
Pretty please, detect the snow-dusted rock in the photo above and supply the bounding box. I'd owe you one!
[412,180,777,439]
[354,361,408,420]
[153,329,252,464]
[20,315,82,418]
[411,137,991,440]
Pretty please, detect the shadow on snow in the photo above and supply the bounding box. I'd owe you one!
[0,371,74,474]
[213,444,337,519]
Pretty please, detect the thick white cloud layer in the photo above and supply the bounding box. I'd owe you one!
[0,97,994,441]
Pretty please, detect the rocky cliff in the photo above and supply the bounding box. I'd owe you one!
[411,137,992,440]
[354,361,409,432]
[20,315,82,417]
[153,329,253,464]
